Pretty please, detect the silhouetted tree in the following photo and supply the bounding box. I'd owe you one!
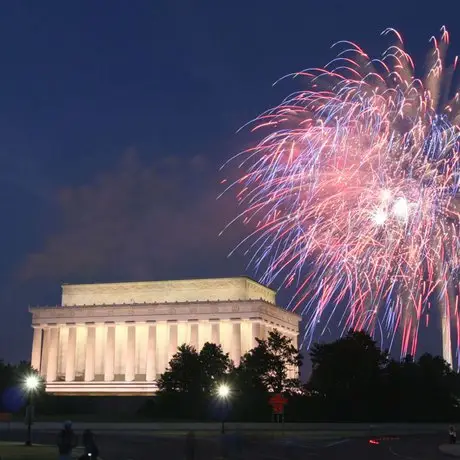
[237,329,303,394]
[199,343,234,394]
[381,353,460,421]
[418,353,458,418]
[157,345,202,394]
[157,343,233,394]
[231,330,303,421]
[307,330,388,421]
[154,342,232,419]
[307,331,460,422]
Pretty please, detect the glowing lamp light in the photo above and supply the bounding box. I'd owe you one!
[23,373,40,447]
[217,384,230,399]
[24,374,40,392]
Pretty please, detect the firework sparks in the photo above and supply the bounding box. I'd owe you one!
[223,27,460,366]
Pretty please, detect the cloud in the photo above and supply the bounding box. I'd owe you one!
[18,150,247,285]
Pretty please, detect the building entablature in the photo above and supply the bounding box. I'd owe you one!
[29,299,300,332]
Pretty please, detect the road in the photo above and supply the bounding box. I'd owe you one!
[0,429,449,459]
[0,421,451,433]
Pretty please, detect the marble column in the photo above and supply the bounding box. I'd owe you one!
[168,323,178,362]
[85,326,96,382]
[211,322,220,346]
[46,327,59,382]
[40,328,50,378]
[198,321,211,350]
[260,323,267,340]
[155,322,168,375]
[292,333,299,349]
[104,325,115,381]
[190,323,199,349]
[125,325,136,382]
[146,324,157,381]
[31,327,43,373]
[65,326,77,382]
[232,322,242,367]
[251,321,261,348]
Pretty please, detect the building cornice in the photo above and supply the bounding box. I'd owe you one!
[29,299,300,331]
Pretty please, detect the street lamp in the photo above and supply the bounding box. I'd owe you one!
[217,384,230,399]
[23,374,40,446]
[217,384,230,434]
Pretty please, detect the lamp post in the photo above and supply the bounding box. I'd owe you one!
[24,374,40,446]
[217,384,230,434]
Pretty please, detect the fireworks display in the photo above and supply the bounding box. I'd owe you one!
[223,27,460,366]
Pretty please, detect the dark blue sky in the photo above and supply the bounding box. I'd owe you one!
[0,0,459,363]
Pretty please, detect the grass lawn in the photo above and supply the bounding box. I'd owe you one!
[0,442,57,459]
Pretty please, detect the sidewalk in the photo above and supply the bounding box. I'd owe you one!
[439,444,460,456]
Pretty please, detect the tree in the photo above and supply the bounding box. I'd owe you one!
[199,343,234,394]
[417,353,460,419]
[237,329,303,394]
[154,342,233,420]
[157,344,202,393]
[381,353,460,422]
[380,354,419,421]
[228,330,303,421]
[307,330,388,420]
[157,342,233,394]
[306,331,460,422]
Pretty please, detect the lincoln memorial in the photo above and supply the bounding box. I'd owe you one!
[29,277,301,395]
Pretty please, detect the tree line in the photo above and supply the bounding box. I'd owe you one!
[1,330,460,421]
[146,329,302,421]
[145,329,460,422]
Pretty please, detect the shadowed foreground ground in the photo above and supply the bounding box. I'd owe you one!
[0,429,450,459]
[0,442,56,459]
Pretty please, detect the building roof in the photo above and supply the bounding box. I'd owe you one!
[61,276,277,307]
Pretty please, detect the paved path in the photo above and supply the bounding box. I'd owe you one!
[0,421,450,433]
[439,443,460,456]
[0,427,451,460]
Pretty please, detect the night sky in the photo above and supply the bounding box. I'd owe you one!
[0,0,459,364]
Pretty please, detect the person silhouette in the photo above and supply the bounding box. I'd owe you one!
[79,429,99,460]
[57,421,77,460]
[449,426,457,444]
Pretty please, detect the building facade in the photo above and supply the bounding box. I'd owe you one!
[29,277,300,395]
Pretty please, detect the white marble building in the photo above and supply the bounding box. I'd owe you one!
[29,277,301,395]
